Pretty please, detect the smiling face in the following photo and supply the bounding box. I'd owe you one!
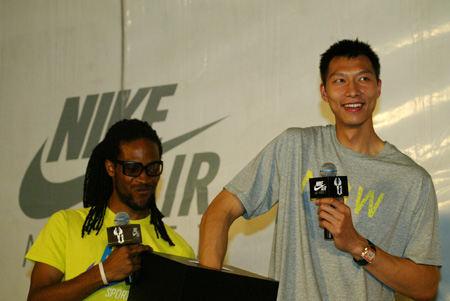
[320,55,381,130]
[105,138,161,218]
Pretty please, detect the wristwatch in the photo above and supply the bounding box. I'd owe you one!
[353,239,376,266]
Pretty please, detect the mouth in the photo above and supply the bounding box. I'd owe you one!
[134,186,154,195]
[343,103,364,108]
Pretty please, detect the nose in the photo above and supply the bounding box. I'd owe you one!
[346,81,360,98]
[135,170,153,184]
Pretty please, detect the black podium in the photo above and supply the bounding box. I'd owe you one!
[129,252,279,300]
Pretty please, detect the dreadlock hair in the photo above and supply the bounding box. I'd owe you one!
[319,38,381,86]
[81,119,174,246]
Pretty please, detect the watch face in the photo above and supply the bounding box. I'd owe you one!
[363,248,376,263]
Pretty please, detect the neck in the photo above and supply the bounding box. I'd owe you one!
[335,123,385,156]
[108,196,150,220]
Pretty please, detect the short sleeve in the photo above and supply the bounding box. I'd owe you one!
[26,210,68,273]
[225,131,289,219]
[403,175,442,266]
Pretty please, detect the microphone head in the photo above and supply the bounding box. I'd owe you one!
[114,212,130,226]
[320,162,337,177]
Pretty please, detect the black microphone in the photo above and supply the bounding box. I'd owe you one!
[309,163,349,239]
[107,212,142,284]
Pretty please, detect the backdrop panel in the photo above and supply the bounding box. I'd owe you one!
[1,1,449,300]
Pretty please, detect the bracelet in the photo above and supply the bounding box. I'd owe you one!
[98,261,109,285]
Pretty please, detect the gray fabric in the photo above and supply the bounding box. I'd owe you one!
[225,125,441,301]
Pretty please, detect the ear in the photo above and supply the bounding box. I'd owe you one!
[320,83,329,103]
[377,79,382,98]
[105,159,116,177]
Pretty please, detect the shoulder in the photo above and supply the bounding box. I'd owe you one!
[249,125,333,160]
[384,143,433,182]
[282,125,331,139]
[52,207,90,221]
[283,125,328,134]
[274,125,332,147]
[45,208,89,229]
[163,225,195,258]
[164,224,190,244]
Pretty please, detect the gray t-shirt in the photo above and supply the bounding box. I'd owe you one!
[225,125,441,300]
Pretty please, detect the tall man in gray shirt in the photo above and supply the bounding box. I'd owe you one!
[199,39,441,300]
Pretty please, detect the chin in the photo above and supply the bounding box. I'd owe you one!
[130,200,151,211]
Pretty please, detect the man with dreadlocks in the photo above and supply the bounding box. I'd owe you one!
[26,119,195,300]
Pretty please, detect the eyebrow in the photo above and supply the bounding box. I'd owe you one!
[329,70,374,78]
[115,159,162,165]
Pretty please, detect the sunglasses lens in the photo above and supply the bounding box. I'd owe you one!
[123,162,143,177]
[146,162,163,176]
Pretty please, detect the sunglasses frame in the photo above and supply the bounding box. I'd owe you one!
[113,159,163,177]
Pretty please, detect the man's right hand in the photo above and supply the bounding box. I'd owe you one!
[102,244,152,283]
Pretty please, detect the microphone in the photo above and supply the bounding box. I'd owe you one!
[115,211,131,226]
[107,212,142,284]
[309,163,349,239]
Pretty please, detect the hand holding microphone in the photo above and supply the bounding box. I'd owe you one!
[103,212,150,285]
[309,163,348,239]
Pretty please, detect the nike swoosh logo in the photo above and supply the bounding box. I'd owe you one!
[161,117,226,153]
[19,117,227,219]
[19,140,85,219]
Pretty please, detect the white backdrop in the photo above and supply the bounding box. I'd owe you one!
[1,1,449,300]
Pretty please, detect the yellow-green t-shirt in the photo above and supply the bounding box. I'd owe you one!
[26,207,195,300]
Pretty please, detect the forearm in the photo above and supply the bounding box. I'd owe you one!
[199,210,230,269]
[344,233,439,299]
[28,264,104,301]
[317,198,440,299]
[199,189,245,269]
[359,246,439,300]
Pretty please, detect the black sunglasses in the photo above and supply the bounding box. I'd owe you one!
[113,159,163,177]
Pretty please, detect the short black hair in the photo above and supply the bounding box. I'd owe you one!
[81,119,174,245]
[319,39,380,86]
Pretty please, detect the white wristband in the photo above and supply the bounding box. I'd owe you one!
[98,261,109,285]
